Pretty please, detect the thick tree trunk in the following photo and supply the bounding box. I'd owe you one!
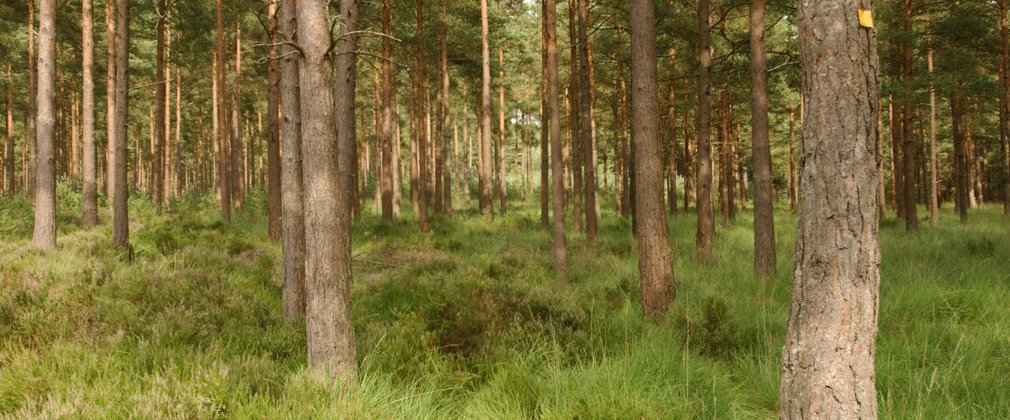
[695,0,715,259]
[266,0,282,241]
[750,0,775,277]
[630,0,675,319]
[781,1,881,417]
[577,0,597,241]
[298,0,357,381]
[82,0,97,228]
[33,0,57,249]
[112,0,130,249]
[279,0,305,322]
[545,0,568,277]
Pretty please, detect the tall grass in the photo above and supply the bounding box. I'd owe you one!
[1,184,1008,418]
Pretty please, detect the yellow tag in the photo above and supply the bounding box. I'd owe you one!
[858,9,874,28]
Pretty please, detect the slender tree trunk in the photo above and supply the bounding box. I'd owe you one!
[719,88,730,225]
[788,105,797,211]
[298,0,357,381]
[667,49,678,217]
[28,0,37,201]
[215,0,231,223]
[683,111,692,213]
[952,95,968,222]
[82,0,97,228]
[540,5,549,229]
[336,0,359,236]
[5,68,13,196]
[619,73,630,218]
[33,0,57,249]
[890,96,903,218]
[1000,0,1010,215]
[440,33,452,215]
[266,0,282,241]
[545,0,567,277]
[781,1,881,417]
[480,0,493,215]
[380,0,394,221]
[279,0,305,322]
[750,0,775,277]
[630,0,675,318]
[416,1,430,231]
[105,0,116,201]
[901,0,917,232]
[928,43,938,225]
[232,24,245,210]
[577,0,597,240]
[568,2,581,233]
[112,0,130,249]
[153,0,166,210]
[498,47,507,215]
[695,0,715,258]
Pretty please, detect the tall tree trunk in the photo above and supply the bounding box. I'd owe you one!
[5,68,13,196]
[380,0,394,221]
[215,0,231,223]
[667,49,678,217]
[232,24,245,210]
[540,4,550,229]
[695,0,715,259]
[266,0,282,241]
[578,0,597,240]
[630,0,675,318]
[416,1,430,231]
[901,0,917,232]
[82,0,97,228]
[952,95,968,221]
[928,41,938,225]
[719,87,731,225]
[33,0,57,249]
[1000,0,1010,215]
[568,1,581,233]
[788,105,797,211]
[619,72,631,218]
[279,0,305,322]
[498,46,507,215]
[28,0,37,201]
[750,0,775,277]
[105,0,116,200]
[781,1,881,417]
[112,0,130,249]
[298,0,357,381]
[479,0,494,215]
[153,0,166,209]
[889,96,903,218]
[440,32,452,215]
[545,0,568,277]
[336,0,359,236]
[683,111,692,213]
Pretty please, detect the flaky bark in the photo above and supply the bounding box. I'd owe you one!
[781,1,881,417]
[33,0,57,249]
[750,0,775,277]
[112,0,130,249]
[279,0,305,322]
[298,0,357,381]
[630,0,675,318]
[695,0,714,259]
[545,0,568,277]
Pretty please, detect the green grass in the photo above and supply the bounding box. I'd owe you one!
[1,183,1008,418]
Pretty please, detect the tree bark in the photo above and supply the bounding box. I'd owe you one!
[578,0,597,241]
[380,0,394,222]
[298,0,357,381]
[540,4,550,229]
[750,0,775,277]
[153,0,166,210]
[927,42,938,226]
[266,0,282,241]
[28,0,37,201]
[4,68,13,196]
[416,1,430,231]
[33,0,57,249]
[215,0,231,223]
[232,24,245,210]
[335,0,359,253]
[901,0,917,232]
[999,0,1010,215]
[112,0,130,249]
[82,0,98,228]
[279,0,305,322]
[630,0,675,319]
[479,0,494,215]
[440,32,452,215]
[667,49,678,217]
[952,94,969,222]
[781,1,881,417]
[695,0,714,259]
[498,47,507,215]
[545,0,568,277]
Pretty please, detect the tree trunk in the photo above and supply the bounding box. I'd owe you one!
[298,0,357,381]
[33,0,57,249]
[630,0,675,318]
[952,95,968,222]
[695,0,715,259]
[82,0,98,228]
[266,0,282,241]
[545,0,568,277]
[215,0,231,223]
[568,2,581,233]
[889,97,903,218]
[279,0,305,322]
[28,0,37,201]
[380,0,394,222]
[232,24,245,210]
[788,105,796,211]
[577,0,597,241]
[112,0,130,249]
[1000,0,1010,215]
[153,0,166,210]
[750,0,775,277]
[416,1,430,231]
[928,43,938,226]
[336,0,359,236]
[440,33,452,215]
[540,4,550,229]
[719,87,731,225]
[5,68,13,196]
[667,49,678,217]
[498,47,507,215]
[781,1,881,417]
[480,0,493,215]
[901,0,917,232]
[619,72,630,218]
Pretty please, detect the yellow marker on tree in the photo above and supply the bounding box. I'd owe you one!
[858,9,874,29]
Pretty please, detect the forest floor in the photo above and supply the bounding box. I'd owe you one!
[1,184,1009,418]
